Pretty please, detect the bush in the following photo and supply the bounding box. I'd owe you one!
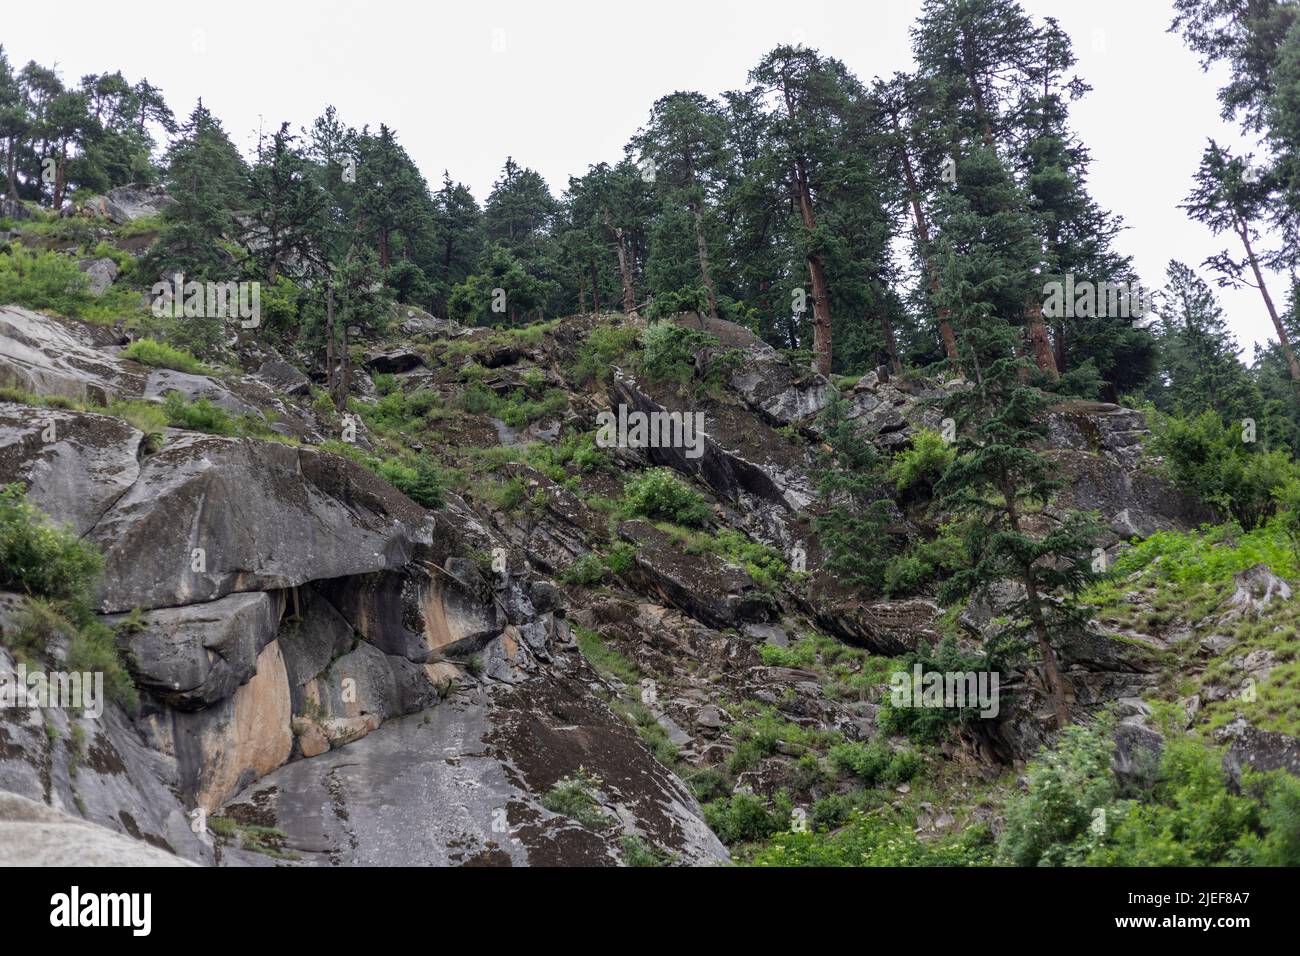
[162,393,234,434]
[876,636,996,743]
[622,468,711,527]
[0,486,136,708]
[0,244,91,316]
[752,809,994,866]
[703,790,788,845]
[827,741,920,787]
[559,553,606,587]
[574,323,641,385]
[886,429,955,495]
[0,484,102,602]
[1150,409,1297,530]
[376,457,444,508]
[542,768,611,830]
[123,338,208,374]
[619,834,674,867]
[998,721,1119,866]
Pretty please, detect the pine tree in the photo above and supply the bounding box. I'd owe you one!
[245,121,325,282]
[1183,139,1300,385]
[1148,260,1257,421]
[935,318,1101,729]
[747,45,861,376]
[146,101,249,280]
[633,92,730,320]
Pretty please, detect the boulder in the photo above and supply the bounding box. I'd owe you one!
[252,358,311,397]
[77,257,119,296]
[1218,721,1300,784]
[84,432,429,612]
[102,184,176,223]
[0,307,143,403]
[363,346,424,374]
[0,791,194,866]
[1222,563,1292,620]
[0,198,35,221]
[0,404,143,536]
[618,520,773,629]
[112,591,286,710]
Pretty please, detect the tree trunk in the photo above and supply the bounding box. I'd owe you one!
[5,141,16,199]
[961,31,996,148]
[783,81,833,377]
[690,201,719,320]
[377,227,390,269]
[589,261,601,313]
[794,157,832,377]
[325,284,336,401]
[891,109,960,364]
[937,299,961,367]
[1025,299,1058,378]
[1237,217,1300,383]
[337,308,350,411]
[1023,571,1071,730]
[1003,486,1071,729]
[877,308,903,376]
[605,208,637,315]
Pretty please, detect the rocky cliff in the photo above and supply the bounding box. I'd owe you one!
[0,298,1291,866]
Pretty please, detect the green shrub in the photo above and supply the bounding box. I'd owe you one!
[0,486,136,708]
[542,768,611,829]
[998,721,1119,866]
[876,636,996,743]
[376,457,444,508]
[752,809,994,866]
[622,468,711,527]
[559,553,606,587]
[703,790,788,845]
[162,394,234,434]
[573,625,640,685]
[0,484,102,601]
[887,429,955,495]
[619,834,674,867]
[123,338,208,374]
[828,741,920,786]
[0,244,91,316]
[684,767,731,804]
[1150,409,1297,530]
[574,323,640,385]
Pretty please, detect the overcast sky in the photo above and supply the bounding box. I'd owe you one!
[5,0,1287,354]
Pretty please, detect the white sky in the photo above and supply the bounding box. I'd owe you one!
[4,0,1286,354]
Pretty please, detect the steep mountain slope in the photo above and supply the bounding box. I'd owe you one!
[0,219,1295,864]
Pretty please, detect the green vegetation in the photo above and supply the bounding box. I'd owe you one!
[752,809,994,867]
[622,468,711,527]
[573,323,641,386]
[0,484,136,708]
[122,338,208,374]
[999,721,1300,866]
[541,768,611,829]
[1150,408,1298,530]
[573,624,639,686]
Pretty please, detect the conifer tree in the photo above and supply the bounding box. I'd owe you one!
[935,318,1100,729]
